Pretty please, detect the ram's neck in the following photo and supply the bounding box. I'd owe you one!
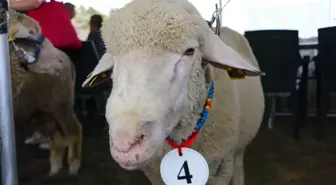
[170,59,213,144]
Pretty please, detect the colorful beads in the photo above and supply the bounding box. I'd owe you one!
[165,81,215,143]
[206,98,212,104]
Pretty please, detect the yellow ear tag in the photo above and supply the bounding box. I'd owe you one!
[8,27,18,42]
[88,76,99,87]
[225,67,246,80]
[87,72,93,78]
[85,70,112,88]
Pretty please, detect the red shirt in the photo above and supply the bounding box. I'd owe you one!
[27,0,82,50]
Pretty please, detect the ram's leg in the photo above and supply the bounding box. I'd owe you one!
[66,113,82,175]
[67,123,82,175]
[53,106,83,175]
[230,150,245,185]
[207,155,234,185]
[54,106,83,175]
[49,132,67,176]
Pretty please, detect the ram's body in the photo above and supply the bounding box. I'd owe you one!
[143,27,264,184]
[8,9,82,176]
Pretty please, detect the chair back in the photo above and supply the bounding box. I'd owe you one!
[245,30,302,94]
[317,26,336,90]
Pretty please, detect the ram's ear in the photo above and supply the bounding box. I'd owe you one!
[9,23,31,40]
[202,29,264,78]
[82,53,114,88]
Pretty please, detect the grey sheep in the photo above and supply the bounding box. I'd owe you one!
[8,9,82,176]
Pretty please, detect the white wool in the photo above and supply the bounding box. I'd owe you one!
[102,0,207,56]
[93,0,264,184]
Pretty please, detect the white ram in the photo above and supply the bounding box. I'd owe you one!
[83,0,265,184]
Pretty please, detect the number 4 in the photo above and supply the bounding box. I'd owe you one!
[177,161,193,184]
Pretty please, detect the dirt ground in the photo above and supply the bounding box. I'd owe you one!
[2,115,336,185]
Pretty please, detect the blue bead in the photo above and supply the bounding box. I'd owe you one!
[189,81,214,137]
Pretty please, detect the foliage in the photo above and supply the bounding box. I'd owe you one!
[72,6,109,40]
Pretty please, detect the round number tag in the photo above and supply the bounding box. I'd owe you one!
[160,148,209,185]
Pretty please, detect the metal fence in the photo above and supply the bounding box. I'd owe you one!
[0,0,19,185]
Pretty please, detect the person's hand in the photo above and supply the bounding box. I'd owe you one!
[10,0,42,11]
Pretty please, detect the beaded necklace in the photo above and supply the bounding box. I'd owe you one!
[165,81,215,155]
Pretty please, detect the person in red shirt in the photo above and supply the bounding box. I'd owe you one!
[14,0,82,50]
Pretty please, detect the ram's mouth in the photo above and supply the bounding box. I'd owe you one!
[109,136,156,170]
[116,157,152,170]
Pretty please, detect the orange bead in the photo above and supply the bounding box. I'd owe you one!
[205,105,210,110]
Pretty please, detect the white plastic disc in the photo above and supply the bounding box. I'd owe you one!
[160,148,209,185]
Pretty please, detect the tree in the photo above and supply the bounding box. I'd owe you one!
[72,6,108,40]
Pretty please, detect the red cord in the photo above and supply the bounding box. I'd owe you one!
[165,131,200,156]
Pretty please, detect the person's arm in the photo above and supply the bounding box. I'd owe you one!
[10,0,43,11]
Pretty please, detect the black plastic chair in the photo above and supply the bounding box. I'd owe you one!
[244,29,309,139]
[315,26,336,139]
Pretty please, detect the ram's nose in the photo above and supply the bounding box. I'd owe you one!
[110,131,144,153]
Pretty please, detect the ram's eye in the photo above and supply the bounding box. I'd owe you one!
[29,30,35,35]
[183,48,195,56]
